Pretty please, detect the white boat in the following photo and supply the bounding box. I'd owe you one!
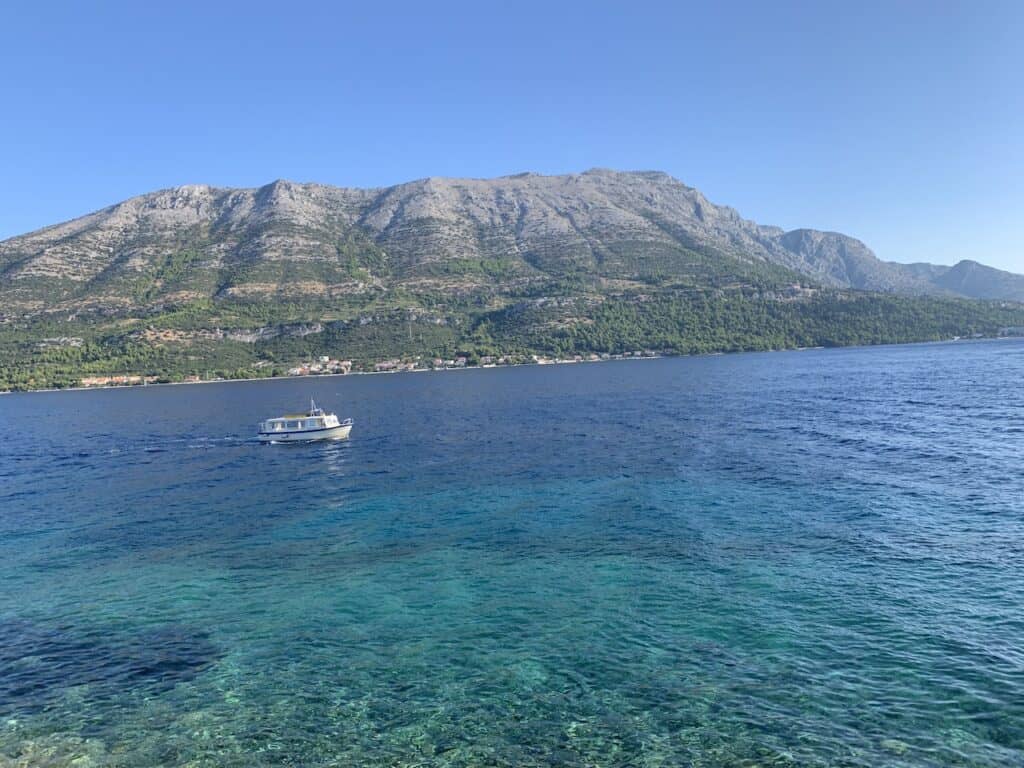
[258,400,353,443]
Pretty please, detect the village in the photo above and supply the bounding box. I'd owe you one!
[74,350,664,389]
[284,350,661,377]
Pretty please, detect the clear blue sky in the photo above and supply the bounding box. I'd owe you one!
[2,1,1021,271]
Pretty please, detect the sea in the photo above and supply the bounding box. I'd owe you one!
[1,340,1022,767]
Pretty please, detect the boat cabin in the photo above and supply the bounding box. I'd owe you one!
[262,414,332,433]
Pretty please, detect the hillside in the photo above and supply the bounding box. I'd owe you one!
[5,169,1023,313]
[1,170,1022,390]
[928,260,1024,302]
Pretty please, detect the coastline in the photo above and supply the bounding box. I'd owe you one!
[2,354,656,395]
[3,336,1011,396]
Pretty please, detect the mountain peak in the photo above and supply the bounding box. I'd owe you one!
[258,178,303,191]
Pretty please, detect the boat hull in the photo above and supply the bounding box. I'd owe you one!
[258,423,352,443]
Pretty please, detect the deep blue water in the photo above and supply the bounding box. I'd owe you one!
[1,340,1022,767]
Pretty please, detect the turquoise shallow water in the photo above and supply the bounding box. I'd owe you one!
[1,341,1022,766]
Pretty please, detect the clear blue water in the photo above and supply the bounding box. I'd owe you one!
[1,341,1022,767]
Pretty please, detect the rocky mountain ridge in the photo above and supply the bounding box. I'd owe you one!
[1,169,1021,315]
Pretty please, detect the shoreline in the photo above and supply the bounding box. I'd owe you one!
[2,336,1014,396]
[1,354,659,395]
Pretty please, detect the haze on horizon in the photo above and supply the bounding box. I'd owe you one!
[1,1,1021,273]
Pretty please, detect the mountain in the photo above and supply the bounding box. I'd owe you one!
[928,260,1024,302]
[4,169,1021,317]
[2,170,1023,390]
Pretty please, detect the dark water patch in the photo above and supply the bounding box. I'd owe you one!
[0,618,220,716]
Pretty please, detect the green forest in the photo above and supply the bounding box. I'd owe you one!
[3,287,1023,391]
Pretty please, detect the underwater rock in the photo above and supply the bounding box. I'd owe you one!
[880,738,910,755]
[0,619,220,716]
[0,732,106,768]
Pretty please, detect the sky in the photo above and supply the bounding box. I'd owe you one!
[1,1,1021,271]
